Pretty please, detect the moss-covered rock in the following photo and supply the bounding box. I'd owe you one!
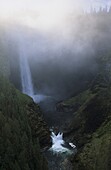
[72,119,111,170]
[62,86,111,170]
[60,51,111,170]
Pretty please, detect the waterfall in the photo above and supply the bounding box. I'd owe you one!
[19,43,49,103]
[19,46,34,98]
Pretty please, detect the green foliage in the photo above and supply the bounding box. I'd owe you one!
[63,44,111,169]
[73,120,111,170]
[0,76,48,170]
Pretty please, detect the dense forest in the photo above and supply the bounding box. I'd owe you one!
[0,40,50,169]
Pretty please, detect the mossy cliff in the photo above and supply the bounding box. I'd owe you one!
[58,53,111,170]
[0,43,50,169]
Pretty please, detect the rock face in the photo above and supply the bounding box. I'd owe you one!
[58,53,111,170]
[27,102,51,148]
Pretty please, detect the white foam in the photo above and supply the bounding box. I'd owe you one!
[32,94,50,103]
[49,132,76,154]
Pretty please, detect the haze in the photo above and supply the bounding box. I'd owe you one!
[0,0,111,98]
[0,0,111,30]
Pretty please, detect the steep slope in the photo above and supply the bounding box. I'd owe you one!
[0,34,50,170]
[57,52,111,169]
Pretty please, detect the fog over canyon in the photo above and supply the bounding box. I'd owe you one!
[0,0,111,170]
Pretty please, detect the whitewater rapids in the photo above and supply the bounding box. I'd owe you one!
[49,132,76,154]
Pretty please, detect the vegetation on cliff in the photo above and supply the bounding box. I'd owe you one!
[1,7,111,170]
[56,11,111,170]
[59,51,111,169]
[0,40,50,170]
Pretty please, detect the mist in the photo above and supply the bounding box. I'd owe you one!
[0,0,111,99]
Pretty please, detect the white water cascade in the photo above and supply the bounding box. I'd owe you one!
[19,46,34,98]
[49,132,76,154]
[19,43,50,103]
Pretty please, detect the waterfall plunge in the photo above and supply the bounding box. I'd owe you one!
[19,44,49,103]
[19,47,34,98]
